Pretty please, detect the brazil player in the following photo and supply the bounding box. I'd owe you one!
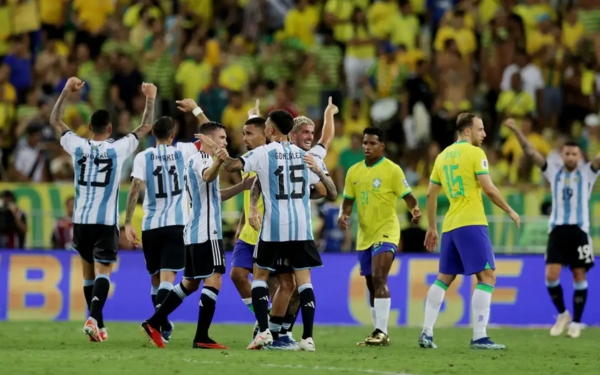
[505,118,600,338]
[420,113,520,350]
[50,77,154,342]
[338,127,421,346]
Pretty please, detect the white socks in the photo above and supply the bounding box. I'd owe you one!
[472,283,494,340]
[374,298,391,334]
[422,280,447,337]
[370,307,377,328]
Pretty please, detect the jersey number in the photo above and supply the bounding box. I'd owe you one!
[562,187,573,201]
[153,166,182,198]
[77,157,113,187]
[274,165,306,200]
[577,245,594,264]
[443,164,464,198]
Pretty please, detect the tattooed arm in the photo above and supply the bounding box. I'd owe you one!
[504,118,545,168]
[131,83,157,139]
[303,154,337,200]
[51,77,85,135]
[124,178,144,247]
[248,179,263,231]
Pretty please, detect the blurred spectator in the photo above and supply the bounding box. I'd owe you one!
[399,211,426,253]
[344,100,369,134]
[176,44,211,101]
[496,72,535,139]
[40,0,69,40]
[313,29,343,113]
[336,132,364,188]
[434,10,476,58]
[368,0,399,40]
[317,196,347,253]
[344,6,376,99]
[110,53,143,111]
[502,116,550,184]
[0,190,27,249]
[284,0,319,48]
[501,49,544,111]
[580,114,600,161]
[72,0,115,58]
[11,124,49,183]
[52,196,74,250]
[222,91,250,148]
[198,67,228,123]
[390,0,420,51]
[35,38,66,89]
[4,35,32,98]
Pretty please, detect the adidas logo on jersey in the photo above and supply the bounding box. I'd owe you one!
[260,296,269,301]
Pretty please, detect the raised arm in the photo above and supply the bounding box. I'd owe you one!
[303,153,337,200]
[504,118,545,168]
[124,178,144,247]
[50,77,85,134]
[477,173,520,227]
[194,133,245,172]
[203,149,229,183]
[176,98,210,125]
[317,96,338,150]
[591,151,600,171]
[424,181,442,251]
[131,83,157,139]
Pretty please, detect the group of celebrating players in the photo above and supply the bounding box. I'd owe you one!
[51,76,597,352]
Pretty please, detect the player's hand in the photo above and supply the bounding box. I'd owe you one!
[215,147,229,163]
[142,83,157,99]
[504,118,517,132]
[249,206,263,232]
[424,228,438,252]
[241,175,256,190]
[411,207,422,224]
[248,99,260,117]
[325,96,339,116]
[303,153,321,173]
[176,99,198,113]
[125,224,141,248]
[66,77,85,92]
[508,210,521,228]
[194,133,219,153]
[338,213,350,231]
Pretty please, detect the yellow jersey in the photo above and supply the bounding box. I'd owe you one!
[430,141,489,233]
[343,158,412,250]
[238,171,264,246]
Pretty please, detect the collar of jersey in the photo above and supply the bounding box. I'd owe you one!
[364,157,385,169]
[454,140,468,144]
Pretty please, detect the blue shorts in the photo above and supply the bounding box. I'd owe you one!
[231,239,255,271]
[357,242,397,276]
[439,225,495,275]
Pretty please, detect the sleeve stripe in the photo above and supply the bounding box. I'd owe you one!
[130,132,139,140]
[400,189,413,198]
[61,130,72,137]
[237,156,246,167]
[475,171,489,175]
[343,194,355,200]
[430,179,442,185]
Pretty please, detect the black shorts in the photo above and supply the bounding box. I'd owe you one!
[183,239,226,279]
[73,224,119,264]
[142,226,185,276]
[546,225,595,271]
[254,240,323,273]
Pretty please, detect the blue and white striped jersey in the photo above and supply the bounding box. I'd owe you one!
[60,131,139,226]
[240,142,320,242]
[543,161,600,234]
[131,145,188,231]
[183,152,222,245]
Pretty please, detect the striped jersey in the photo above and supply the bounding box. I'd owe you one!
[239,142,320,242]
[543,161,600,234]
[131,144,188,231]
[183,151,223,245]
[176,141,201,162]
[60,131,139,226]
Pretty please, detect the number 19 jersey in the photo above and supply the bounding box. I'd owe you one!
[430,140,490,233]
[239,142,320,242]
[60,131,139,226]
[131,144,188,231]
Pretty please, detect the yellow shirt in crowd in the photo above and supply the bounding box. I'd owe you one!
[175,59,212,100]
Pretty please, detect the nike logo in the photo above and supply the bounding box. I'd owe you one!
[354,181,360,185]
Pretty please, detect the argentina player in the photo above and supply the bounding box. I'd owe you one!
[505,118,600,338]
[50,77,154,342]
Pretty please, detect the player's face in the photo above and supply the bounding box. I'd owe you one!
[211,128,228,149]
[562,145,582,170]
[362,134,384,159]
[469,118,486,147]
[243,124,266,150]
[292,124,314,151]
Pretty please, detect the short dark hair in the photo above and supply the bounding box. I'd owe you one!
[198,121,226,135]
[152,116,175,140]
[563,140,581,149]
[363,127,385,142]
[245,117,266,128]
[268,110,294,135]
[456,113,477,132]
[398,0,410,7]
[90,110,112,134]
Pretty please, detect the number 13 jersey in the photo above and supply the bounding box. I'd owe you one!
[132,144,188,231]
[61,131,139,226]
[430,140,489,233]
[239,142,320,242]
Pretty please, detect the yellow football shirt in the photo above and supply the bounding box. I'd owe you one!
[175,60,212,100]
[430,141,489,233]
[343,158,412,250]
[238,171,265,246]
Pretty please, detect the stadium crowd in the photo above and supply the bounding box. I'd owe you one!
[0,0,600,251]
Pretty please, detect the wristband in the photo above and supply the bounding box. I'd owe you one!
[248,114,258,119]
[192,107,203,116]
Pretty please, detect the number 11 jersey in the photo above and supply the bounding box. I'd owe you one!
[132,144,188,231]
[61,131,139,226]
[430,140,490,233]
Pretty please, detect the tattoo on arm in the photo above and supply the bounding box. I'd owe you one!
[125,179,142,225]
[317,171,337,199]
[250,179,262,207]
[50,89,70,134]
[131,97,155,139]
[514,127,545,167]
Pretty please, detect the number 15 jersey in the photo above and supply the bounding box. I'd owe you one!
[132,144,189,231]
[239,142,320,242]
[430,140,489,233]
[61,131,139,226]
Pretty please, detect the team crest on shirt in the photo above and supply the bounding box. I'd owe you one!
[373,178,382,189]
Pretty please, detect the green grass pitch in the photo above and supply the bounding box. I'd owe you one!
[1,322,599,375]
